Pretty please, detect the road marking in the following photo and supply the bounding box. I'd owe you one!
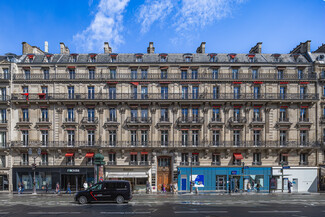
[0,212,10,215]
[28,212,81,215]
[248,211,301,213]
[100,212,151,215]
[174,211,228,214]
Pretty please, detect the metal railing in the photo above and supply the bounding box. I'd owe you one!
[38,118,49,122]
[211,117,222,122]
[228,117,247,124]
[125,117,152,124]
[81,117,99,124]
[176,117,204,124]
[278,118,290,122]
[10,93,319,101]
[12,72,318,81]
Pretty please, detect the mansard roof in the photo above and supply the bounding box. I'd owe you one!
[309,53,325,64]
[16,52,310,64]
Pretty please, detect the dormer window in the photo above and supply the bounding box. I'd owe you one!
[70,54,78,62]
[248,54,255,63]
[229,53,237,62]
[89,53,97,63]
[27,54,34,63]
[273,53,281,62]
[209,53,217,62]
[45,54,52,63]
[159,53,168,62]
[110,53,118,62]
[292,54,300,62]
[184,53,192,62]
[135,53,143,62]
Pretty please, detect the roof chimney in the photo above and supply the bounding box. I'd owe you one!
[196,42,206,54]
[104,42,112,54]
[60,42,70,54]
[249,42,262,54]
[290,40,311,54]
[44,41,49,53]
[147,42,155,54]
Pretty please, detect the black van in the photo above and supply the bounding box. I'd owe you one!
[74,180,132,204]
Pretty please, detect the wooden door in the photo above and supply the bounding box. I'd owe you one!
[157,157,171,191]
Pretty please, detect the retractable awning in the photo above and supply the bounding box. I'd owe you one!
[234,153,243,160]
[85,152,94,158]
[65,153,74,157]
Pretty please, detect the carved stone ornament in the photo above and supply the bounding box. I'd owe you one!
[56,107,63,114]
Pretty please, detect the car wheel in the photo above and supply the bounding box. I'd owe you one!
[116,195,125,204]
[78,196,88,204]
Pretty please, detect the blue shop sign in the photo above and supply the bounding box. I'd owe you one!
[231,171,237,175]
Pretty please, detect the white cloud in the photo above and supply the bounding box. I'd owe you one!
[73,0,130,52]
[137,0,245,34]
[137,0,174,34]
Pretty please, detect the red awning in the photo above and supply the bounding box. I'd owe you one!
[41,152,48,155]
[281,153,289,156]
[88,66,95,69]
[233,106,241,108]
[248,54,255,58]
[85,152,94,158]
[141,152,148,155]
[160,66,168,69]
[65,153,74,157]
[301,106,308,108]
[300,82,309,84]
[233,82,242,84]
[279,82,288,84]
[27,55,34,59]
[213,105,221,108]
[254,81,263,84]
[130,82,139,86]
[130,152,137,155]
[67,66,76,69]
[229,54,236,59]
[280,106,288,108]
[192,153,199,155]
[234,153,243,160]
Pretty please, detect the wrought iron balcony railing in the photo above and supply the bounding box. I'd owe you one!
[125,117,152,124]
[228,117,247,124]
[81,117,99,124]
[10,93,319,101]
[176,117,204,124]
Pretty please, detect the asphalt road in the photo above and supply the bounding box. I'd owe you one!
[0,193,324,217]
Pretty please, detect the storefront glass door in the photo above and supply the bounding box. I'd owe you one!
[216,176,226,191]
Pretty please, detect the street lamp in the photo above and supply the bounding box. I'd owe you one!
[190,155,193,194]
[28,148,41,195]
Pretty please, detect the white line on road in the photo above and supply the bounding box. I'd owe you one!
[248,211,301,213]
[100,212,151,215]
[0,212,9,215]
[174,211,228,214]
[28,212,81,215]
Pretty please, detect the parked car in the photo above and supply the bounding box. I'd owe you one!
[75,180,132,204]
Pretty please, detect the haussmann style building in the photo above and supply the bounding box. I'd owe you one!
[1,40,325,193]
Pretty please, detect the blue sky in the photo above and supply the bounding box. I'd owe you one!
[0,0,324,55]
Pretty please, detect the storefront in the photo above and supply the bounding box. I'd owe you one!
[271,167,317,193]
[177,167,271,192]
[12,167,94,192]
[0,173,9,191]
[106,167,151,192]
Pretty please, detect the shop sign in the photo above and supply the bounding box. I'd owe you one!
[67,169,80,173]
[283,166,290,169]
[231,171,237,175]
[191,175,204,187]
[270,177,277,190]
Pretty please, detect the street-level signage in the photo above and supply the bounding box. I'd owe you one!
[244,166,249,169]
[67,169,80,173]
[231,171,237,175]
[282,166,290,169]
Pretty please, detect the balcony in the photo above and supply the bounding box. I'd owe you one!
[176,117,204,127]
[211,162,221,166]
[16,118,31,127]
[129,161,138,166]
[10,93,319,102]
[297,117,312,127]
[125,117,152,126]
[228,117,246,126]
[139,161,149,166]
[208,117,224,128]
[276,118,292,127]
[81,117,99,126]
[107,161,116,166]
[156,117,172,128]
[180,162,189,166]
[35,118,52,127]
[62,118,78,126]
[104,117,119,127]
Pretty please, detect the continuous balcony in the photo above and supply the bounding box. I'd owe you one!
[0,95,9,102]
[176,117,204,127]
[12,72,317,82]
[125,117,152,126]
[10,93,319,102]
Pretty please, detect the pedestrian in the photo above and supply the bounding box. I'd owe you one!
[55,182,60,194]
[247,182,251,192]
[89,182,92,188]
[45,182,49,194]
[66,182,71,195]
[252,180,255,191]
[162,184,166,192]
[170,183,173,193]
[18,182,21,195]
[173,183,178,194]
[83,181,88,190]
[146,181,151,194]
[21,182,24,194]
[288,181,292,193]
[256,183,260,193]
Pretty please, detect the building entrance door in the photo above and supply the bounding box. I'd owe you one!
[216,176,226,191]
[230,176,240,192]
[292,178,298,192]
[61,174,84,192]
[157,156,171,191]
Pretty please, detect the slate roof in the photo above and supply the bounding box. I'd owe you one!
[309,53,325,64]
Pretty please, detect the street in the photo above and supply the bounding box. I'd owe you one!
[0,193,324,216]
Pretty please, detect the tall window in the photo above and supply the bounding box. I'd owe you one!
[232,69,238,79]
[192,86,199,99]
[192,108,199,121]
[279,86,286,99]
[141,108,148,121]
[109,130,116,146]
[0,109,6,123]
[24,69,30,80]
[141,130,148,146]
[68,86,74,99]
[233,108,240,121]
[22,86,28,100]
[280,153,288,165]
[22,153,29,165]
[191,70,198,79]
[253,130,261,146]
[161,130,168,146]
[41,154,48,166]
[66,155,75,166]
[300,108,307,121]
[161,70,168,79]
[192,153,199,165]
[300,153,308,165]
[110,69,116,79]
[181,153,189,165]
[131,130,137,146]
[253,86,260,99]
[43,69,49,79]
[22,130,28,147]
[67,130,75,146]
[279,108,287,121]
[41,86,48,94]
[0,155,6,167]
[69,69,75,79]
[300,130,308,146]
[233,130,241,146]
[300,86,306,99]
[212,69,218,79]
[108,153,116,164]
[88,108,95,122]
[41,130,48,146]
[109,86,116,99]
[298,69,303,79]
[252,69,258,79]
[88,130,95,146]
[212,130,220,146]
[109,108,116,121]
[212,108,220,121]
[88,86,95,99]
[141,69,147,79]
[22,108,29,121]
[68,108,74,121]
[182,131,188,147]
[132,85,137,99]
[141,86,148,99]
[160,108,168,121]
[0,132,6,147]
[41,108,48,121]
[3,68,9,79]
[0,88,6,101]
[212,154,220,165]
[130,153,137,165]
[234,86,240,99]
[280,130,287,146]
[253,108,260,121]
[213,86,219,99]
[89,69,95,79]
[182,86,188,99]
[131,109,137,121]
[277,70,284,79]
[141,153,148,164]
[192,130,199,146]
[182,108,188,120]
[131,69,137,79]
[181,70,187,79]
[253,153,261,165]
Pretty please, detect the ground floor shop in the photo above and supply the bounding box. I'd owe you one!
[319,165,325,192]
[177,167,271,192]
[105,167,150,192]
[12,167,94,192]
[271,167,317,193]
[0,173,9,191]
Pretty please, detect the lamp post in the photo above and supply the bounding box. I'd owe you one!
[28,148,41,195]
[190,155,193,194]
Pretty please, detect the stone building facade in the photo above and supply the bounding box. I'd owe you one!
[0,41,325,193]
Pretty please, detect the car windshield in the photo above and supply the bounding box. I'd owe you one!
[89,183,102,191]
